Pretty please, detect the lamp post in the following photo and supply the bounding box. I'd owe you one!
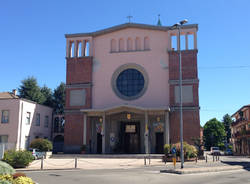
[172,19,188,169]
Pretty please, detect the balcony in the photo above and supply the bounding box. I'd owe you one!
[232,129,250,138]
[232,117,248,126]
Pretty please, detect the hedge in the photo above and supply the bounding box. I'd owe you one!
[2,150,33,168]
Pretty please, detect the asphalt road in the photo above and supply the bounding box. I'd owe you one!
[25,166,250,184]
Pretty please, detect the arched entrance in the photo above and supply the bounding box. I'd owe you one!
[53,135,64,154]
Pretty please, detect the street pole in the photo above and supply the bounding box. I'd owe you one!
[178,26,184,169]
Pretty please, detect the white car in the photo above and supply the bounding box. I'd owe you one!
[210,147,220,155]
[30,149,45,159]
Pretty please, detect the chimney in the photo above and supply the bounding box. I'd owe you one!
[12,89,17,96]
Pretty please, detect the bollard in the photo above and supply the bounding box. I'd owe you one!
[195,156,197,163]
[149,155,151,165]
[144,156,146,165]
[75,157,77,169]
[218,155,220,161]
[206,154,207,163]
[41,156,44,170]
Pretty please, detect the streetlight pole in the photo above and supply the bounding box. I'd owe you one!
[172,19,188,169]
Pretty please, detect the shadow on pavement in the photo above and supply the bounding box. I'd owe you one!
[221,161,250,171]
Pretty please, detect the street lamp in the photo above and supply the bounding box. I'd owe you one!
[172,19,188,169]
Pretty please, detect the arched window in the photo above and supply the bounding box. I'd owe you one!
[111,39,117,52]
[127,38,133,51]
[78,41,82,57]
[85,41,90,56]
[135,37,141,51]
[119,38,125,52]
[144,37,150,50]
[70,41,75,58]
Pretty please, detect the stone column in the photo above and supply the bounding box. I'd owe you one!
[74,40,78,57]
[177,32,180,51]
[165,111,170,145]
[66,39,70,58]
[185,34,189,50]
[168,33,172,51]
[194,31,197,49]
[81,40,85,57]
[144,111,149,154]
[102,113,106,154]
[83,113,87,145]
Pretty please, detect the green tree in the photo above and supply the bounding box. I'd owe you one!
[18,77,45,104]
[222,114,233,143]
[41,85,53,107]
[203,118,226,150]
[53,82,65,114]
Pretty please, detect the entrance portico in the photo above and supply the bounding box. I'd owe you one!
[81,105,170,154]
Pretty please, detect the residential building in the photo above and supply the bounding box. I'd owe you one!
[64,22,200,154]
[231,105,250,155]
[0,90,53,150]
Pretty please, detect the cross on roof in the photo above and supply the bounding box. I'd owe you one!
[127,15,133,23]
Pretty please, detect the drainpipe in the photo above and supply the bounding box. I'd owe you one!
[19,102,23,150]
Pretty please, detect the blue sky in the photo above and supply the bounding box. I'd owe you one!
[1,0,250,125]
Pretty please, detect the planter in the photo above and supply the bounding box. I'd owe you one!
[162,155,197,163]
[44,151,52,159]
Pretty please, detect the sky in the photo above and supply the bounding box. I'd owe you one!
[1,0,250,126]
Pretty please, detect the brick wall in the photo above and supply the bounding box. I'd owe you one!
[64,56,93,153]
[168,50,198,80]
[66,57,93,84]
[169,110,200,144]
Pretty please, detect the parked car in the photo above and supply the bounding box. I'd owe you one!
[210,147,220,155]
[29,149,45,159]
[224,149,233,155]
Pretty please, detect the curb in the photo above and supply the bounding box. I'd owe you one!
[160,165,244,174]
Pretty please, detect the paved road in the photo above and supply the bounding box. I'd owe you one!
[25,166,250,184]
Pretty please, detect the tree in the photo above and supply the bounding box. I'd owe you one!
[30,138,53,152]
[18,77,45,104]
[222,114,233,143]
[53,82,65,114]
[203,118,226,150]
[41,85,53,107]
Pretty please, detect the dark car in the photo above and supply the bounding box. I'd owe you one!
[224,149,233,156]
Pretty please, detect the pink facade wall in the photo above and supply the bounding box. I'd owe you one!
[92,28,170,109]
[0,99,20,149]
[0,99,53,150]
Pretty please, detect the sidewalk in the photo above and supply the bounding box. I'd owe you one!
[16,155,250,174]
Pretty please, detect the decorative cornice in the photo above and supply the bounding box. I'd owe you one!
[170,106,200,111]
[169,79,199,85]
[65,23,198,38]
[66,83,92,88]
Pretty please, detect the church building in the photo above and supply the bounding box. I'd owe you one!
[64,22,200,154]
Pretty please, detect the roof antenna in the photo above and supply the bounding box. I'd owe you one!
[127,15,133,23]
[157,14,162,26]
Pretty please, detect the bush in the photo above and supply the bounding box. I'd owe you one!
[2,150,34,168]
[30,138,52,152]
[172,142,197,159]
[163,144,171,156]
[0,174,34,184]
[0,174,13,183]
[0,161,15,175]
[0,180,12,184]
[13,176,34,184]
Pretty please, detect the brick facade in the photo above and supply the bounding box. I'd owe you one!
[64,56,93,153]
[170,110,200,144]
[168,50,200,144]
